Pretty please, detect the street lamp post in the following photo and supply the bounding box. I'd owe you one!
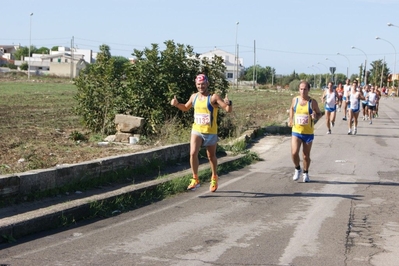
[351,46,368,85]
[325,57,337,83]
[337,52,351,78]
[234,21,239,89]
[318,62,329,87]
[312,64,322,89]
[376,36,396,88]
[307,66,316,88]
[28,12,33,80]
[387,23,399,95]
[387,22,399,29]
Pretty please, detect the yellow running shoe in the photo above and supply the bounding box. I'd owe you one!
[187,178,200,191]
[210,176,218,192]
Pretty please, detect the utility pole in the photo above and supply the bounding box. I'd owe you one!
[70,36,74,79]
[252,40,256,89]
[380,57,385,89]
[236,44,239,90]
[28,13,33,80]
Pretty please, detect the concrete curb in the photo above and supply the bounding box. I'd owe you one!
[0,143,191,198]
[0,154,245,242]
[0,126,291,242]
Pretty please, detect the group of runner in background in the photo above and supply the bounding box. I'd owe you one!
[321,78,382,135]
[289,79,391,183]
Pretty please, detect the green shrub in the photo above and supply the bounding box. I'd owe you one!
[20,62,28,71]
[69,130,87,141]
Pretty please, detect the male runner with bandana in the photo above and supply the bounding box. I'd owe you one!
[171,74,232,192]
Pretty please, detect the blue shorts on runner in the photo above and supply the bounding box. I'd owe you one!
[292,132,314,144]
[325,106,336,112]
[191,130,218,146]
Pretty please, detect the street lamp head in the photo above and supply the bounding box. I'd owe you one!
[376,36,380,40]
[236,21,239,25]
[325,58,329,60]
[30,13,33,16]
[388,23,393,27]
[351,46,355,49]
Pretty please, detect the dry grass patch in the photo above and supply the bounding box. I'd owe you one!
[0,76,323,175]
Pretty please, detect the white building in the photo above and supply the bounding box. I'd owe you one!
[13,46,95,78]
[0,44,20,64]
[199,48,244,83]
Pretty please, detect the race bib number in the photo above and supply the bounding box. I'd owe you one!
[194,113,211,125]
[295,114,309,125]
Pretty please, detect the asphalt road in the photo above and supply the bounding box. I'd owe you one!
[1,97,398,266]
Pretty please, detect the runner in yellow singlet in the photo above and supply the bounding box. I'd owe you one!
[288,81,321,183]
[170,74,232,192]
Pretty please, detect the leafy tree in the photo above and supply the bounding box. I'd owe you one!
[36,47,50,55]
[242,65,276,85]
[279,70,298,87]
[289,79,301,91]
[113,56,129,65]
[334,73,347,85]
[51,46,59,51]
[74,40,229,137]
[13,46,29,60]
[369,59,390,87]
[350,73,359,82]
[125,40,228,136]
[3,63,18,69]
[74,44,129,134]
[125,42,195,135]
[357,64,364,84]
[264,66,275,84]
[243,65,256,82]
[13,46,42,60]
[298,73,307,81]
[243,65,264,84]
[20,62,28,70]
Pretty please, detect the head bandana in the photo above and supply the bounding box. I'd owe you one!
[195,74,208,83]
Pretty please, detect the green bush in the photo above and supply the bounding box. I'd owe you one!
[74,40,229,138]
[3,63,18,69]
[20,62,28,71]
[289,79,301,91]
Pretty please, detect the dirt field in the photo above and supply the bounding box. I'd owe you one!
[0,74,153,175]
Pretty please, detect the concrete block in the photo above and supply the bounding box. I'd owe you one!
[115,114,144,133]
[115,132,133,143]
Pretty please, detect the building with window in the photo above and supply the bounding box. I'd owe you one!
[10,46,95,78]
[199,48,244,83]
[0,44,20,65]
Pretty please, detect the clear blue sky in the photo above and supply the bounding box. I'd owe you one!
[3,0,399,76]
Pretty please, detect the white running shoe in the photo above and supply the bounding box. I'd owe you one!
[303,173,310,182]
[327,130,331,134]
[348,130,352,135]
[293,169,301,181]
